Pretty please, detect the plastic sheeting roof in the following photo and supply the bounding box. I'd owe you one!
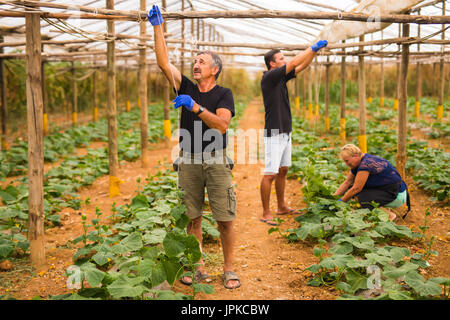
[0,0,449,71]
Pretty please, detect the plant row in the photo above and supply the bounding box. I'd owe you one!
[0,105,176,261]
[275,129,449,300]
[51,170,216,300]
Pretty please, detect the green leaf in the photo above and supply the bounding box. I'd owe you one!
[428,277,450,286]
[137,258,155,278]
[91,252,109,266]
[81,263,105,287]
[184,234,202,263]
[319,254,354,269]
[336,282,352,293]
[130,195,149,209]
[107,275,146,298]
[163,232,185,258]
[383,262,418,279]
[151,262,167,288]
[143,229,167,245]
[387,290,412,300]
[0,244,14,258]
[193,283,214,294]
[329,242,353,255]
[404,271,442,297]
[161,256,183,285]
[345,269,368,294]
[120,232,143,252]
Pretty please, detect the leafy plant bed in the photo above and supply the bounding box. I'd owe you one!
[279,123,450,300]
[0,104,177,262]
[51,170,215,300]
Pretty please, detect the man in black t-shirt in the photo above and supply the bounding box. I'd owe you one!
[148,5,240,290]
[259,41,327,226]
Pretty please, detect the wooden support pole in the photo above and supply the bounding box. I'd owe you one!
[71,61,78,125]
[0,35,8,150]
[294,76,300,112]
[415,10,422,119]
[313,63,319,121]
[340,41,346,141]
[6,3,450,24]
[93,62,98,121]
[358,35,367,153]
[307,67,313,120]
[41,45,48,136]
[324,56,330,133]
[396,22,410,180]
[301,70,306,118]
[162,0,171,143]
[106,0,120,197]
[437,0,446,121]
[140,0,149,168]
[367,52,373,104]
[125,59,130,112]
[395,24,402,111]
[26,12,46,272]
[380,31,385,108]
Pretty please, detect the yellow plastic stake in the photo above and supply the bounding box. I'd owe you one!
[380,97,384,108]
[325,116,330,132]
[72,112,77,124]
[437,105,443,120]
[295,97,300,111]
[359,134,367,153]
[93,107,98,121]
[307,103,313,120]
[367,96,373,104]
[394,99,399,111]
[126,100,131,112]
[109,175,124,198]
[340,118,346,141]
[1,139,9,150]
[164,119,171,139]
[314,104,319,119]
[43,113,49,136]
[137,97,141,109]
[415,100,420,118]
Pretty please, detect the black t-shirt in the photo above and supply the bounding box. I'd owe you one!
[261,64,296,137]
[177,75,235,153]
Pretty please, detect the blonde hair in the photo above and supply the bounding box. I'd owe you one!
[340,144,362,159]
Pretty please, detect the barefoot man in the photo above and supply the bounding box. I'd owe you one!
[260,41,328,226]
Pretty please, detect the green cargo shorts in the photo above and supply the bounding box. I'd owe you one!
[177,150,236,222]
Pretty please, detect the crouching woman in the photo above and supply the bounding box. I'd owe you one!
[333,144,410,221]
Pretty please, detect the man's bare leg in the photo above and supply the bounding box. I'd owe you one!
[260,174,277,220]
[217,220,239,289]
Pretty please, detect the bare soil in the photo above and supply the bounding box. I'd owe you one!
[0,98,448,300]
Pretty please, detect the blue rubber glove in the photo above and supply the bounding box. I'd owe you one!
[338,198,343,202]
[172,95,195,112]
[147,4,164,26]
[311,40,328,52]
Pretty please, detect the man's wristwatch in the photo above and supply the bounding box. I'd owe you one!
[196,106,205,115]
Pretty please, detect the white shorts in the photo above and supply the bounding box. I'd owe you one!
[263,132,292,175]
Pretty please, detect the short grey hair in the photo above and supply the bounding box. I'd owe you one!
[197,50,222,80]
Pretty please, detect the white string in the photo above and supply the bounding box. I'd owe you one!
[153,4,182,179]
[156,6,178,97]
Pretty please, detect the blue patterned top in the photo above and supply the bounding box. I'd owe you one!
[351,154,407,193]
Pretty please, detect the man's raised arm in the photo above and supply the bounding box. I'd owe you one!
[286,40,328,75]
[148,5,182,91]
